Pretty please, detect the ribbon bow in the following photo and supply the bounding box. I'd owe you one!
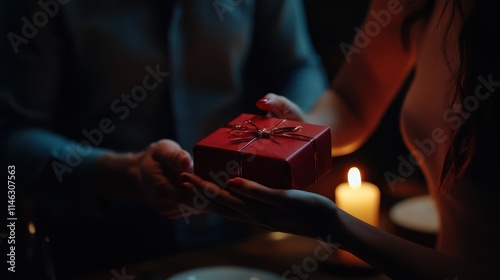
[225,118,319,181]
[225,119,314,151]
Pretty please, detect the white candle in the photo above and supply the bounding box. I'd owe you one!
[335,167,380,226]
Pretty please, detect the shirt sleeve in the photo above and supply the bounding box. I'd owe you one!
[251,0,329,113]
[0,1,108,211]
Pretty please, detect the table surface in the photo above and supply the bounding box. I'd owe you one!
[77,230,392,280]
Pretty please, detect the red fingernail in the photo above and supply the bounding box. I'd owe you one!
[257,98,269,104]
[227,178,242,188]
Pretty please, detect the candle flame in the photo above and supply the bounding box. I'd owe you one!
[28,221,36,235]
[348,167,362,189]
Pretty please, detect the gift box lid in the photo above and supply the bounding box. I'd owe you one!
[193,113,332,190]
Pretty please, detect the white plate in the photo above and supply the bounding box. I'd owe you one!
[389,195,440,234]
[168,266,282,280]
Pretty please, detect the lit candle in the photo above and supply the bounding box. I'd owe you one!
[335,167,380,226]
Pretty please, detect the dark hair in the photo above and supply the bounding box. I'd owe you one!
[440,0,500,192]
[402,0,500,192]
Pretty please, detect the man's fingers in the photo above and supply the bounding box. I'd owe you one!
[150,139,193,172]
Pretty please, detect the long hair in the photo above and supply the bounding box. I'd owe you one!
[402,0,500,192]
[440,0,500,192]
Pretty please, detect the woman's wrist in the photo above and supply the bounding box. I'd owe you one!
[332,209,354,251]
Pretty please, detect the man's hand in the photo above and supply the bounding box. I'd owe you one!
[139,139,196,218]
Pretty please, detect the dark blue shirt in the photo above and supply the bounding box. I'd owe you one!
[1,0,328,277]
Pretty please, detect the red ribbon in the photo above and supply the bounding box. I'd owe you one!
[225,118,318,182]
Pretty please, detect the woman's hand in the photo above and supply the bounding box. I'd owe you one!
[256,93,308,122]
[181,173,344,242]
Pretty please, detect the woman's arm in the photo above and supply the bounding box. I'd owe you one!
[258,0,425,156]
[181,173,489,279]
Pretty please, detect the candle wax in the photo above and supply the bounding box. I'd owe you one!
[335,181,380,226]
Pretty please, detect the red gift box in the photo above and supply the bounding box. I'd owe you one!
[193,113,332,190]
